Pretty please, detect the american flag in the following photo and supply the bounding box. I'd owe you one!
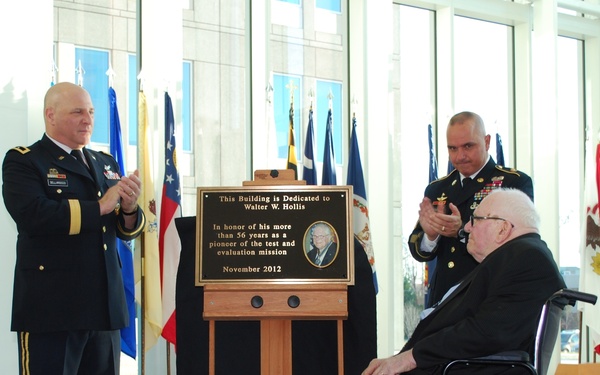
[159,92,182,345]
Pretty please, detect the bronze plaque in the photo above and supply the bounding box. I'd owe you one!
[195,185,354,285]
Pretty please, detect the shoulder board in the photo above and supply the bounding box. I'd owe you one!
[429,169,458,185]
[99,150,114,158]
[10,146,31,155]
[495,165,521,177]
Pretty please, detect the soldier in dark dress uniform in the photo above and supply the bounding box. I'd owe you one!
[408,112,533,307]
[2,82,145,375]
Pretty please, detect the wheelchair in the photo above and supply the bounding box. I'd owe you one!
[442,289,598,375]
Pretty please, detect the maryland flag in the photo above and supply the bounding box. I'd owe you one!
[286,101,298,178]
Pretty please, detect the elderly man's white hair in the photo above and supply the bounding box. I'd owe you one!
[487,188,539,229]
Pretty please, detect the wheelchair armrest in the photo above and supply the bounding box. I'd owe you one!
[443,351,534,375]
[550,289,598,309]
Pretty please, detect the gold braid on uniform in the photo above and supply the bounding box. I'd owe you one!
[495,165,521,177]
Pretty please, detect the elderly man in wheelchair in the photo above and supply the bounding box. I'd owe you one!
[362,189,597,375]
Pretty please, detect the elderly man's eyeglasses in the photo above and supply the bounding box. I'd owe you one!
[470,215,514,228]
[312,234,330,240]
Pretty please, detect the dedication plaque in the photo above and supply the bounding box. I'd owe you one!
[195,185,354,285]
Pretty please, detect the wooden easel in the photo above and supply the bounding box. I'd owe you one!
[202,170,349,375]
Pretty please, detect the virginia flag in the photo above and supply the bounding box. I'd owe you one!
[287,102,298,179]
[322,108,337,185]
[137,91,163,351]
[159,92,182,345]
[347,115,378,293]
[496,133,505,167]
[580,141,600,352]
[108,87,136,359]
[424,124,439,307]
[302,108,317,185]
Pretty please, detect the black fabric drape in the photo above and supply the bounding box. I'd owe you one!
[175,216,377,375]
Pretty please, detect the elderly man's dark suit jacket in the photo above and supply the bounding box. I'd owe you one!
[306,241,338,267]
[402,233,565,374]
[409,158,534,307]
[2,134,145,332]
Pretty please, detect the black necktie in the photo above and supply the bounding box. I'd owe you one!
[71,149,89,169]
[462,177,472,189]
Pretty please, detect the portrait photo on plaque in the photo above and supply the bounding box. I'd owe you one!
[304,221,339,268]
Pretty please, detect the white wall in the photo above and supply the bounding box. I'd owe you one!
[0,2,53,373]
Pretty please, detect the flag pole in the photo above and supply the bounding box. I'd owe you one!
[165,91,172,375]
[166,342,171,375]
[140,234,146,375]
[136,0,146,371]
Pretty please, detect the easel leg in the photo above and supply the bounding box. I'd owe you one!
[209,320,215,375]
[337,319,344,375]
[261,319,292,375]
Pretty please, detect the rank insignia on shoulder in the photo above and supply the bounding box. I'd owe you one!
[11,146,30,154]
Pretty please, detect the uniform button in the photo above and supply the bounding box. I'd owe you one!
[450,246,456,253]
[104,244,108,251]
[39,265,45,271]
[57,189,63,194]
[448,261,455,269]
[98,191,102,197]
[103,226,107,233]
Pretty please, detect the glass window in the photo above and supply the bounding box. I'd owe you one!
[273,74,302,160]
[315,80,342,165]
[184,1,249,185]
[269,0,348,181]
[395,3,436,338]
[182,61,192,153]
[75,48,109,145]
[128,54,137,146]
[556,35,584,364]
[453,16,512,167]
